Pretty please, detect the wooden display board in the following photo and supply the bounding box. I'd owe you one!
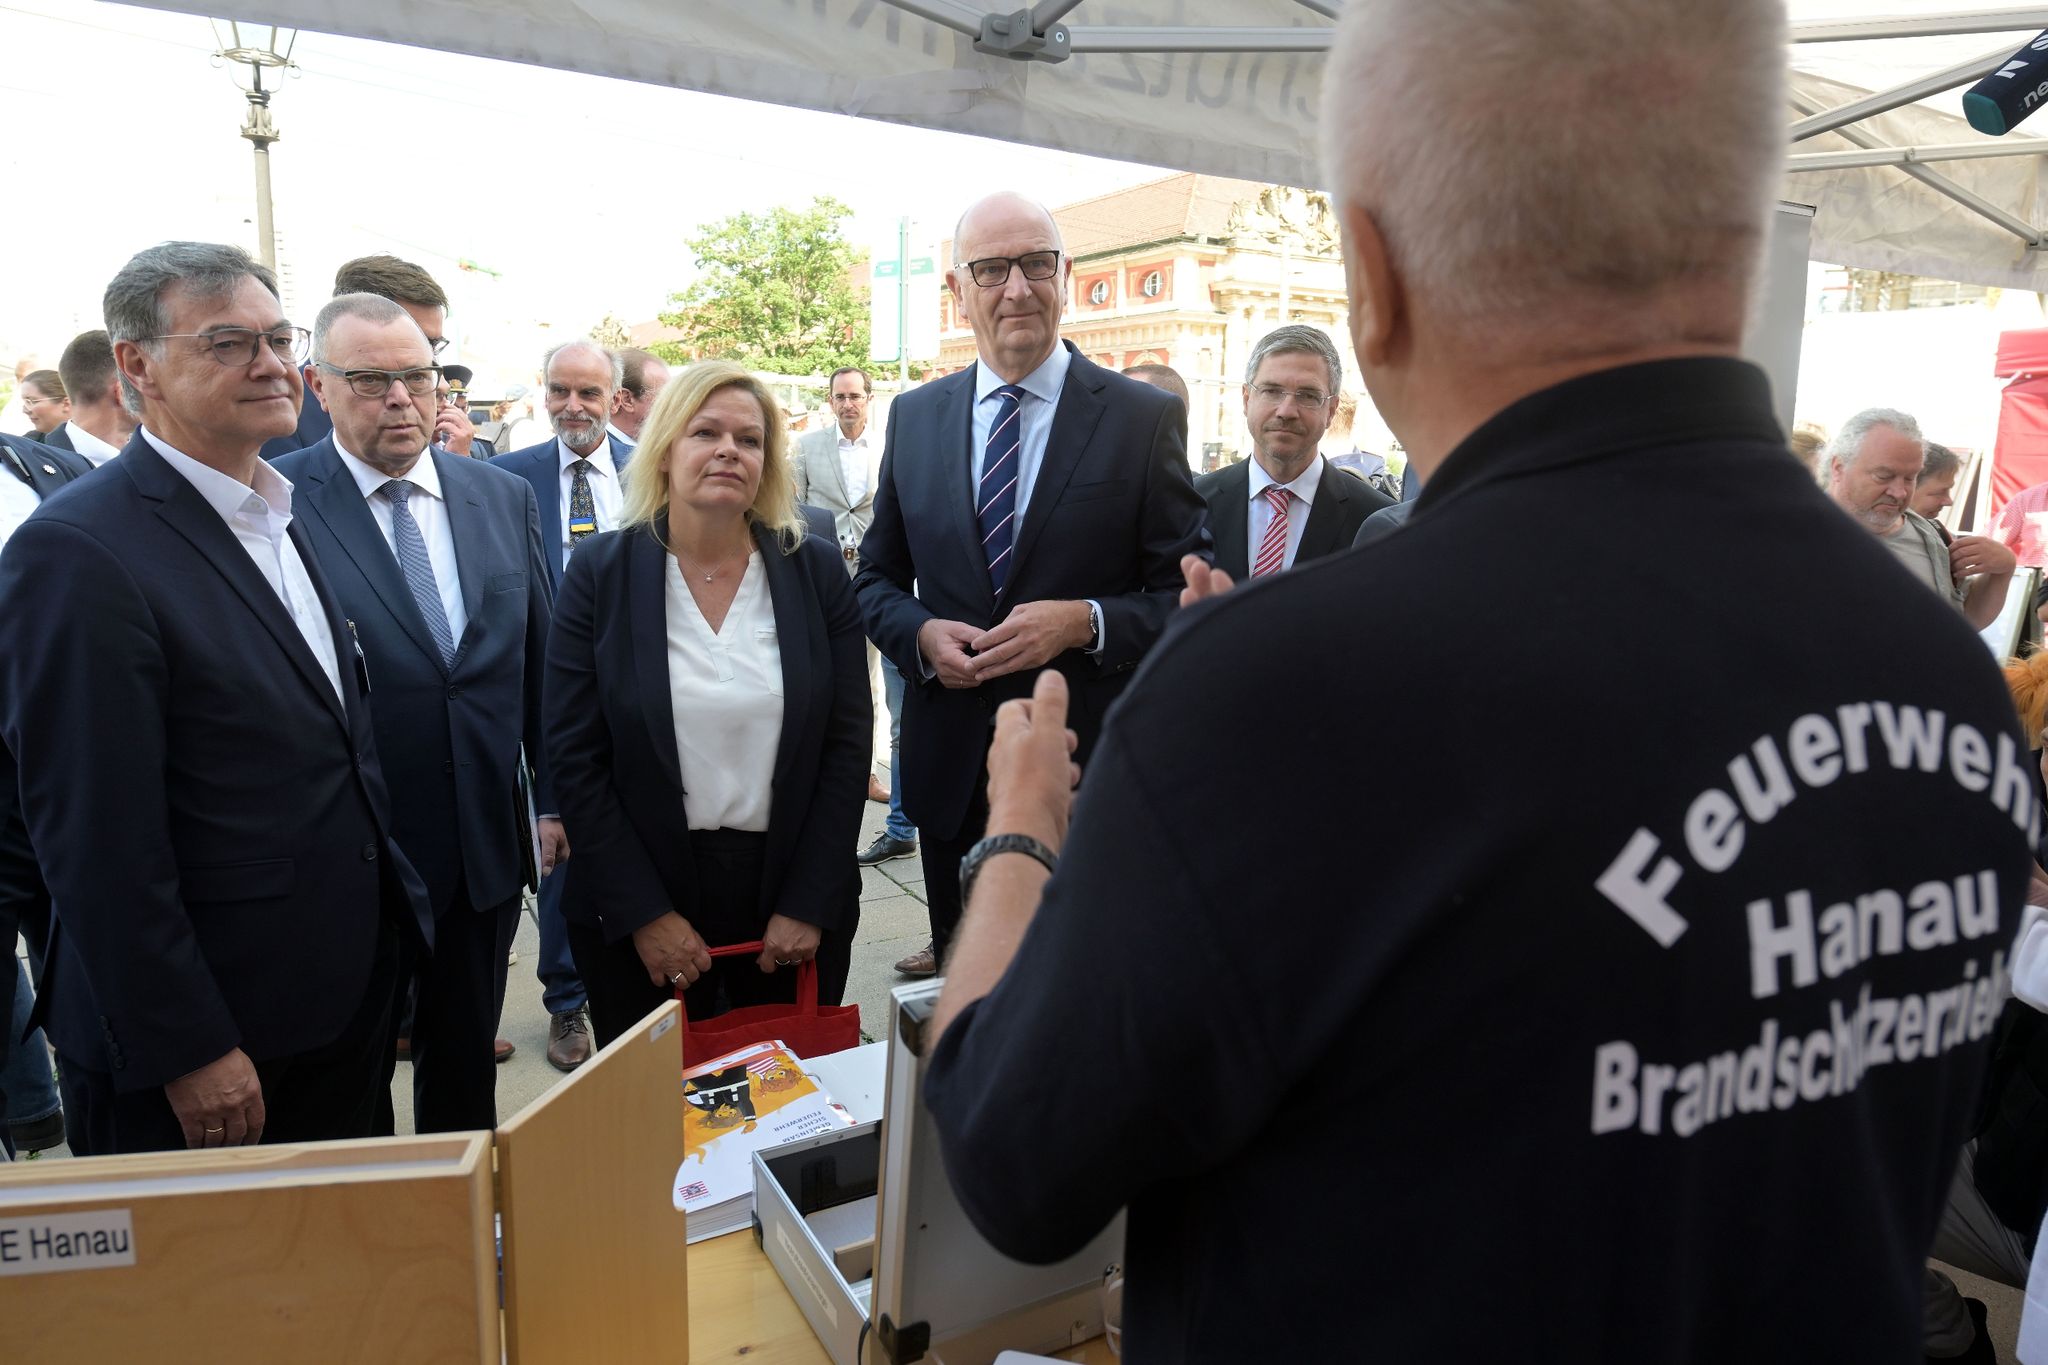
[0,1133,497,1362]
[499,999,689,1363]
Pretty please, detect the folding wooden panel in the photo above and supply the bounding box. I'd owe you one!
[498,999,689,1363]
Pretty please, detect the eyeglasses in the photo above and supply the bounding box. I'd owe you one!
[960,251,1062,288]
[427,337,451,356]
[315,361,444,399]
[144,326,311,368]
[1250,383,1331,410]
[19,395,62,408]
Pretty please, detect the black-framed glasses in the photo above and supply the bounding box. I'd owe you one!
[961,251,1062,288]
[427,336,451,356]
[1250,382,1331,410]
[315,361,444,399]
[143,326,310,368]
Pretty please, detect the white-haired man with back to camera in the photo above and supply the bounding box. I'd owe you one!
[916,3,2033,1361]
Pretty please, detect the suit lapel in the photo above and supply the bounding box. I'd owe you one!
[1296,463,1349,566]
[291,517,362,737]
[813,432,853,514]
[627,527,685,795]
[1006,346,1103,598]
[1211,461,1251,581]
[303,445,449,675]
[131,445,350,734]
[754,522,806,803]
[435,452,489,667]
[525,446,564,580]
[937,372,991,615]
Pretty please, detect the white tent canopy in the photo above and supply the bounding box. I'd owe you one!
[142,1,2048,288]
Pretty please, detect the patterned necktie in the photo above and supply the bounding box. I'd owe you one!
[1251,484,1293,577]
[381,479,456,667]
[568,458,598,548]
[978,385,1024,594]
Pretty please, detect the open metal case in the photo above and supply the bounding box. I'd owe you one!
[754,980,1124,1364]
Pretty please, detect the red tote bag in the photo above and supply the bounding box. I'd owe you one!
[675,941,862,1070]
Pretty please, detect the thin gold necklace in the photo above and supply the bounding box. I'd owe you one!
[653,521,751,583]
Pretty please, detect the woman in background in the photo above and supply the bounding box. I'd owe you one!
[545,361,868,1048]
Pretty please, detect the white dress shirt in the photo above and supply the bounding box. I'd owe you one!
[0,459,43,550]
[333,442,469,643]
[142,427,343,702]
[556,437,623,568]
[63,421,123,466]
[1247,454,1325,572]
[837,428,876,506]
[666,552,783,832]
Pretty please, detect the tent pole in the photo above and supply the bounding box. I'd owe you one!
[1788,43,2016,140]
[1029,1,1088,29]
[1066,26,1332,53]
[1789,140,2048,171]
[874,0,983,39]
[1792,8,2048,43]
[1789,90,2046,246]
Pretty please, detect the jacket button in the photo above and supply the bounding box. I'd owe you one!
[446,685,462,699]
[361,842,378,862]
[444,760,454,774]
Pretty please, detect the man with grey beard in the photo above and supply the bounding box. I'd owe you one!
[490,338,633,1072]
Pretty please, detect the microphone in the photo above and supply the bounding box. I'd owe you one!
[1963,29,2048,135]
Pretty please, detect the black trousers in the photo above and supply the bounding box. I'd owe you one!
[61,910,401,1156]
[376,881,519,1135]
[567,829,852,1052]
[920,770,990,969]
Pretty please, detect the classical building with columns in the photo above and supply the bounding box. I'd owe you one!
[936,173,1369,470]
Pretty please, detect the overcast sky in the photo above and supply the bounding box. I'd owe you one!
[0,0,1170,386]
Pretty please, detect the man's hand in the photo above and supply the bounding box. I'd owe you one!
[1179,554,1236,608]
[918,618,983,689]
[971,601,1091,683]
[538,817,570,876]
[1952,534,2017,582]
[757,914,822,974]
[434,406,477,456]
[165,1048,266,1149]
[630,911,713,990]
[985,669,1081,853]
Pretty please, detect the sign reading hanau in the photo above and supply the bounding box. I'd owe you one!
[0,1209,136,1276]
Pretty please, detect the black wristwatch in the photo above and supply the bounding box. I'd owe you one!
[958,833,1059,905]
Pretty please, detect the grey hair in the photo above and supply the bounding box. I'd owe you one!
[1919,442,1962,484]
[1320,0,1785,347]
[103,241,280,416]
[1826,408,1924,476]
[1244,324,1342,395]
[544,338,622,391]
[312,293,413,363]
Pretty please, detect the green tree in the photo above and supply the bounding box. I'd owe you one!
[656,196,870,375]
[589,313,632,350]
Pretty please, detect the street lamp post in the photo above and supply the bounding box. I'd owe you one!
[210,21,297,273]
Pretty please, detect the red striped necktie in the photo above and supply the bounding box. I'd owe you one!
[1251,484,1292,577]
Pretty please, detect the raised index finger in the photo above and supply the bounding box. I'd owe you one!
[1030,667,1071,736]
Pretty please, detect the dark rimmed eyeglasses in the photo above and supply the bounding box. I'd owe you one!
[315,361,445,399]
[960,251,1062,288]
[142,326,311,368]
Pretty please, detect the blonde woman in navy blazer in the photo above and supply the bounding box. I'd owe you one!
[544,361,869,1047]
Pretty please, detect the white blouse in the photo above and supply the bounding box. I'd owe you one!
[665,551,784,832]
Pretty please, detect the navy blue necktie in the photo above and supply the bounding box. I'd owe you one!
[382,479,456,668]
[978,384,1024,594]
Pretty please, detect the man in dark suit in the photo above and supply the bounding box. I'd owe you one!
[1197,325,1392,579]
[0,429,92,1045]
[490,338,632,1069]
[855,191,1209,975]
[37,332,135,466]
[261,254,488,461]
[275,293,561,1132]
[0,242,431,1154]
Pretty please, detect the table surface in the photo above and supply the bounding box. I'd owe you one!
[687,1229,1116,1364]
